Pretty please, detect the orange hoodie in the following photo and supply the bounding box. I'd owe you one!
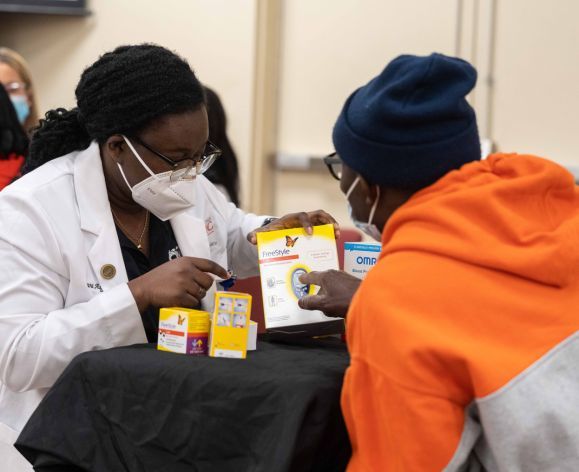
[342,153,579,471]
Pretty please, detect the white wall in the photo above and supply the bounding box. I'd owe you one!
[491,0,579,166]
[277,0,457,156]
[0,0,257,207]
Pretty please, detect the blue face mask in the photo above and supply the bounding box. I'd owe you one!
[345,176,383,241]
[10,95,30,124]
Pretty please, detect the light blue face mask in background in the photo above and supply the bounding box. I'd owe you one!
[10,95,30,124]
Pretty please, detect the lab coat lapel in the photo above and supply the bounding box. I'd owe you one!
[170,212,216,311]
[86,218,128,291]
[74,142,128,290]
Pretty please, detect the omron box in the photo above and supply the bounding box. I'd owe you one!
[344,242,381,279]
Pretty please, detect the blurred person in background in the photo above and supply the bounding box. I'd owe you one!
[0,85,28,189]
[203,85,240,206]
[0,47,40,134]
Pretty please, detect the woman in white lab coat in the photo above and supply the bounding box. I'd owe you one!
[0,44,337,470]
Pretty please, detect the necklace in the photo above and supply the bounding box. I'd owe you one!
[111,208,150,250]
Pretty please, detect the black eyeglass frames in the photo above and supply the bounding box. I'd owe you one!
[131,136,222,175]
[323,152,342,180]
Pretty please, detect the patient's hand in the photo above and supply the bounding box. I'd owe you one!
[297,270,361,318]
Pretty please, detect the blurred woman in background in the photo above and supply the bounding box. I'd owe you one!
[203,86,240,206]
[0,85,28,189]
[0,47,40,133]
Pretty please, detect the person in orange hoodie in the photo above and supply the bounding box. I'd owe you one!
[0,84,28,189]
[300,53,579,470]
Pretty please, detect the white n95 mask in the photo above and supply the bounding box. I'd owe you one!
[346,176,382,241]
[117,136,197,221]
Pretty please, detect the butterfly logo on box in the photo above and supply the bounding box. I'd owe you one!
[285,236,298,247]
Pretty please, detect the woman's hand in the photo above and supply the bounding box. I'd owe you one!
[247,210,340,244]
[128,257,228,313]
[297,270,361,318]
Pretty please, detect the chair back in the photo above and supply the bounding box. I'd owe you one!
[234,277,266,333]
[336,227,363,269]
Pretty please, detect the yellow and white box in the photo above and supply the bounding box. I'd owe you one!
[209,291,252,359]
[344,242,381,279]
[157,307,210,355]
[256,224,339,329]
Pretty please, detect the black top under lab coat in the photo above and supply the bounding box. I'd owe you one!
[116,214,182,342]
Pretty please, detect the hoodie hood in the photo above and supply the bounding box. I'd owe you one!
[382,153,579,288]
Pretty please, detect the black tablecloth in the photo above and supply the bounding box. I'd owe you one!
[16,340,351,472]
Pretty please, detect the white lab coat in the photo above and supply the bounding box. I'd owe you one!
[0,141,264,470]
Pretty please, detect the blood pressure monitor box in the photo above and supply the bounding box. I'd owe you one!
[344,242,381,279]
[256,224,343,336]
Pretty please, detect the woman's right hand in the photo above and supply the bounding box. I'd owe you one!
[128,257,228,313]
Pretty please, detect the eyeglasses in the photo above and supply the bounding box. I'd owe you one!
[323,152,342,180]
[2,81,27,96]
[131,136,222,178]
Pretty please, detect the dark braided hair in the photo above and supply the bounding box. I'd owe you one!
[25,44,205,173]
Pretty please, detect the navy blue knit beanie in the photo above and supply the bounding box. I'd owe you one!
[333,53,480,188]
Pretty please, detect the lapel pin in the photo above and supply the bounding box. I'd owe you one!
[100,264,116,280]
